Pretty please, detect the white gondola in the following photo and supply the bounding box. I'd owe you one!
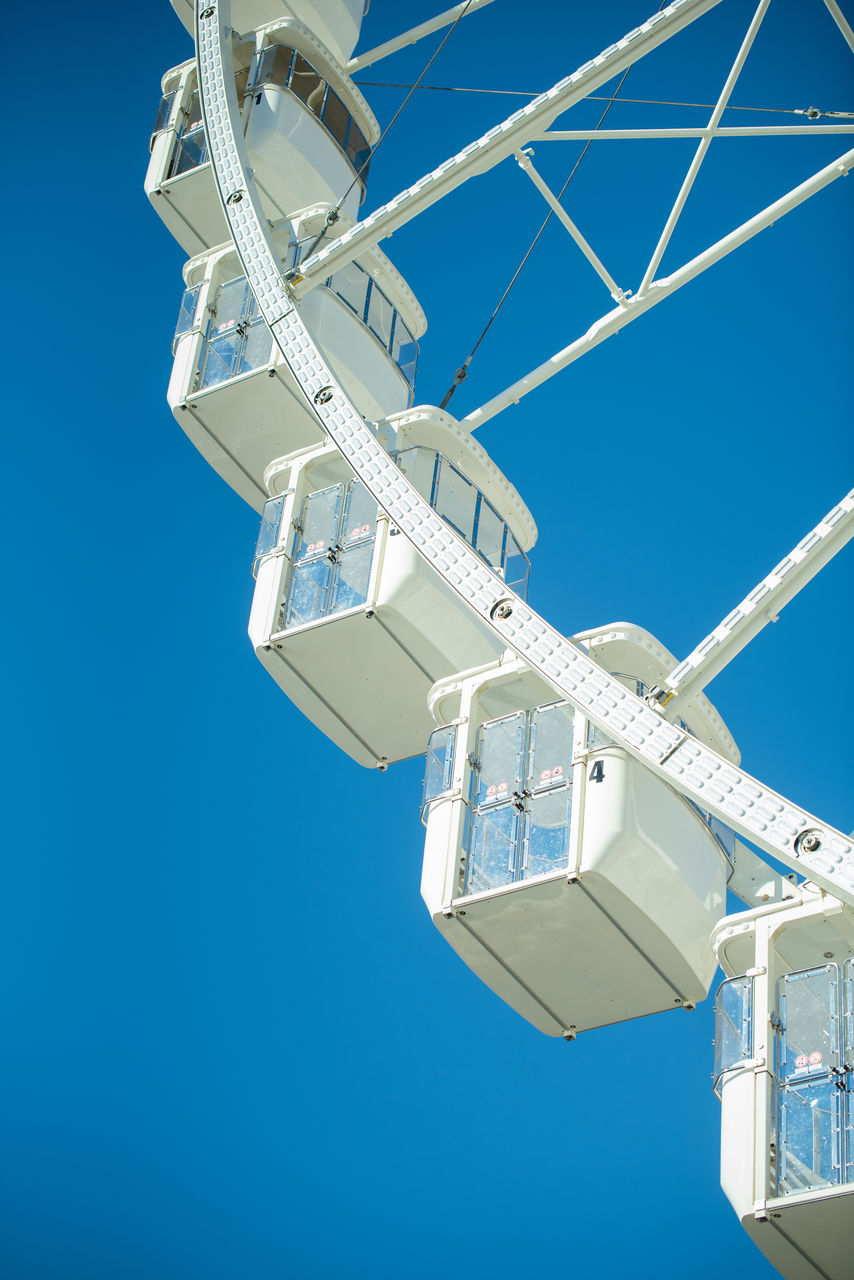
[146,21,377,255]
[712,892,854,1280]
[419,626,739,1036]
[249,408,536,766]
[168,217,424,508]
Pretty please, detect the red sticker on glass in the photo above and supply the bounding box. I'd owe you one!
[809,1051,823,1066]
[795,1054,808,1068]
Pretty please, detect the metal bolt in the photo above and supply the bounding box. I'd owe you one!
[201,6,215,17]
[226,190,244,205]
[490,599,514,621]
[795,828,822,854]
[314,386,334,405]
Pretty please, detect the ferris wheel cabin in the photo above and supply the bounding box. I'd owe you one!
[420,627,740,1037]
[168,223,424,509]
[146,18,376,257]
[712,892,854,1280]
[249,408,537,766]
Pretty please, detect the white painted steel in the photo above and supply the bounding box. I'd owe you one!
[824,0,854,55]
[194,0,854,905]
[514,149,628,303]
[290,0,726,294]
[346,0,497,73]
[462,148,854,430]
[663,489,854,714]
[540,125,854,139]
[637,0,771,297]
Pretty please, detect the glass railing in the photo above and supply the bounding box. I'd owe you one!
[322,261,417,392]
[713,974,753,1098]
[256,44,371,195]
[392,448,530,596]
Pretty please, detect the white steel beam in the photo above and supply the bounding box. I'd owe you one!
[637,0,770,297]
[462,147,854,430]
[290,0,725,295]
[196,0,854,908]
[539,125,854,139]
[514,149,629,304]
[659,490,854,716]
[346,0,497,73]
[824,0,854,54]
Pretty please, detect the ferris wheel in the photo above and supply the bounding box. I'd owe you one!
[146,1,853,1275]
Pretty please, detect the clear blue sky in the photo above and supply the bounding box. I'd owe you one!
[2,2,852,1277]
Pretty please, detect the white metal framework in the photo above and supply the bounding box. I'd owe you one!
[192,0,854,906]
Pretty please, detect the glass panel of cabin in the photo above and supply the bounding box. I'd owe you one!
[285,558,333,628]
[435,460,477,543]
[367,283,395,351]
[523,787,572,879]
[778,1078,842,1194]
[152,87,179,140]
[528,703,574,792]
[504,534,529,599]
[395,448,437,505]
[392,318,418,390]
[254,495,286,565]
[341,482,377,546]
[474,499,505,574]
[346,118,371,176]
[323,89,351,150]
[466,805,519,895]
[328,262,370,320]
[713,975,753,1098]
[290,52,326,117]
[199,330,241,387]
[330,542,374,614]
[239,318,273,374]
[421,725,457,823]
[472,714,524,810]
[258,44,294,89]
[173,284,201,349]
[293,485,343,561]
[778,966,839,1082]
[214,277,249,331]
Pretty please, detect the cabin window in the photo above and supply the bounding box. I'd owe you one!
[150,87,179,148]
[773,962,854,1195]
[464,702,575,895]
[421,725,458,823]
[160,69,249,179]
[322,261,418,393]
[713,975,753,1098]
[256,44,372,195]
[280,480,377,629]
[172,283,202,353]
[393,448,530,597]
[196,276,273,390]
[253,495,288,574]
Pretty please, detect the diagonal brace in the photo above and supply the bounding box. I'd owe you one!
[515,148,629,304]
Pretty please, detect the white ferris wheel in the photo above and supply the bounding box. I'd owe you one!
[146,1,853,1274]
